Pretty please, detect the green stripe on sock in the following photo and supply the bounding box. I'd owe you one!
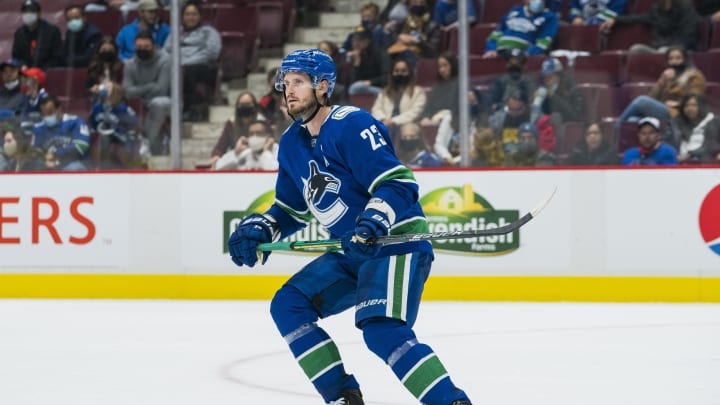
[403,355,448,398]
[392,255,406,319]
[297,340,342,380]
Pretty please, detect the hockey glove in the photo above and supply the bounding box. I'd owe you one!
[341,208,391,261]
[228,213,275,267]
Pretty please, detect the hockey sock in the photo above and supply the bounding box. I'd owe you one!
[361,318,470,405]
[271,285,359,402]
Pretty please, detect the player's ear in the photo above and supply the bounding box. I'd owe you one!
[317,80,330,105]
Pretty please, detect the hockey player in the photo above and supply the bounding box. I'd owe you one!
[227,49,472,405]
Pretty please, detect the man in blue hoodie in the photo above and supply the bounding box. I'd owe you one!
[115,0,169,61]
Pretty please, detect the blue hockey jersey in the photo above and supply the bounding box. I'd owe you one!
[569,0,627,23]
[31,113,91,163]
[265,106,432,257]
[486,5,558,55]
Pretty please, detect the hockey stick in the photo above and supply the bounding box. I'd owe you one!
[258,187,556,252]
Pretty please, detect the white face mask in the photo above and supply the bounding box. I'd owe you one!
[247,135,266,152]
[22,12,38,26]
[528,0,544,14]
[4,79,19,90]
[3,141,17,157]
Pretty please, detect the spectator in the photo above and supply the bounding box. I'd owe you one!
[616,45,706,130]
[621,116,678,165]
[89,82,141,169]
[569,0,627,25]
[12,0,64,69]
[433,0,477,28]
[214,120,278,171]
[471,127,505,167]
[695,0,720,22]
[31,95,91,170]
[386,0,441,67]
[1,122,43,171]
[0,59,26,116]
[63,4,103,68]
[504,121,557,166]
[489,87,539,152]
[86,37,124,101]
[370,58,426,134]
[317,40,349,103]
[123,30,171,155]
[485,48,537,116]
[163,1,221,122]
[535,57,584,124]
[210,91,267,167]
[483,0,559,58]
[340,2,393,55]
[345,26,391,97]
[566,121,618,165]
[19,67,48,125]
[600,0,700,53]
[668,94,720,163]
[116,0,170,61]
[380,0,409,26]
[395,122,443,167]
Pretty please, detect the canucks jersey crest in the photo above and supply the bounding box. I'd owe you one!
[302,161,348,227]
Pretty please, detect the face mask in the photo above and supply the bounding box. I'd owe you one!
[361,19,375,30]
[399,138,422,150]
[67,18,84,32]
[528,0,544,14]
[135,49,153,61]
[409,5,427,16]
[247,135,265,152]
[670,64,686,76]
[43,115,59,127]
[393,74,410,85]
[99,51,116,63]
[518,140,538,154]
[4,79,19,90]
[22,12,38,26]
[3,142,17,157]
[236,105,255,117]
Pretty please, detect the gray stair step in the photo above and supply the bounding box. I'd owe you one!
[282,42,317,57]
[318,12,360,28]
[209,105,234,124]
[185,122,226,139]
[294,27,352,44]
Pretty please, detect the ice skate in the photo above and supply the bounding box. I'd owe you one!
[329,388,364,404]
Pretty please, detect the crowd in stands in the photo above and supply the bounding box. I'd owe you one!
[2,0,720,173]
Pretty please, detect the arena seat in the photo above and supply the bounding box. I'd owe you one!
[219,32,257,79]
[625,53,665,83]
[603,24,652,52]
[572,53,624,85]
[448,23,497,55]
[349,93,376,112]
[45,68,88,100]
[481,1,522,23]
[469,55,506,85]
[0,12,22,36]
[691,51,720,83]
[576,83,622,121]
[631,0,656,13]
[85,8,123,37]
[556,121,584,159]
[555,24,602,54]
[253,1,285,48]
[710,21,720,49]
[415,57,437,88]
[214,6,257,35]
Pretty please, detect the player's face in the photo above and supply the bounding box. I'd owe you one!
[283,72,318,118]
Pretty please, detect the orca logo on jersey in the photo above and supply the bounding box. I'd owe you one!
[302,161,348,227]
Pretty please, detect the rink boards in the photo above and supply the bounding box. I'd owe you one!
[0,168,719,302]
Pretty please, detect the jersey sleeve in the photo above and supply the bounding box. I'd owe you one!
[265,150,310,240]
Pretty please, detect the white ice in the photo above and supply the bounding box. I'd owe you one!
[1,300,719,405]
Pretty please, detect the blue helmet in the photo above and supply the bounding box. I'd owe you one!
[274,49,336,98]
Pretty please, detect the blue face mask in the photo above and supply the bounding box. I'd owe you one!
[43,115,59,127]
[529,0,544,14]
[67,18,84,33]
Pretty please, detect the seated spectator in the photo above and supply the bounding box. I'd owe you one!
[340,2,393,55]
[1,122,44,171]
[163,1,221,122]
[483,0,559,58]
[569,0,627,25]
[489,87,538,153]
[86,37,124,102]
[19,67,48,125]
[345,27,391,97]
[123,30,171,155]
[504,122,557,166]
[395,122,443,167]
[535,57,584,124]
[433,0,477,28]
[621,116,678,165]
[695,0,720,22]
[471,127,505,167]
[31,95,91,170]
[0,59,26,116]
[12,0,64,69]
[214,120,278,171]
[485,48,537,117]
[386,0,440,67]
[371,58,426,135]
[566,121,618,165]
[616,46,705,130]
[89,82,141,169]
[381,0,409,27]
[600,0,700,53]
[116,0,170,61]
[317,40,349,103]
[210,91,267,168]
[63,4,103,68]
[668,94,720,163]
